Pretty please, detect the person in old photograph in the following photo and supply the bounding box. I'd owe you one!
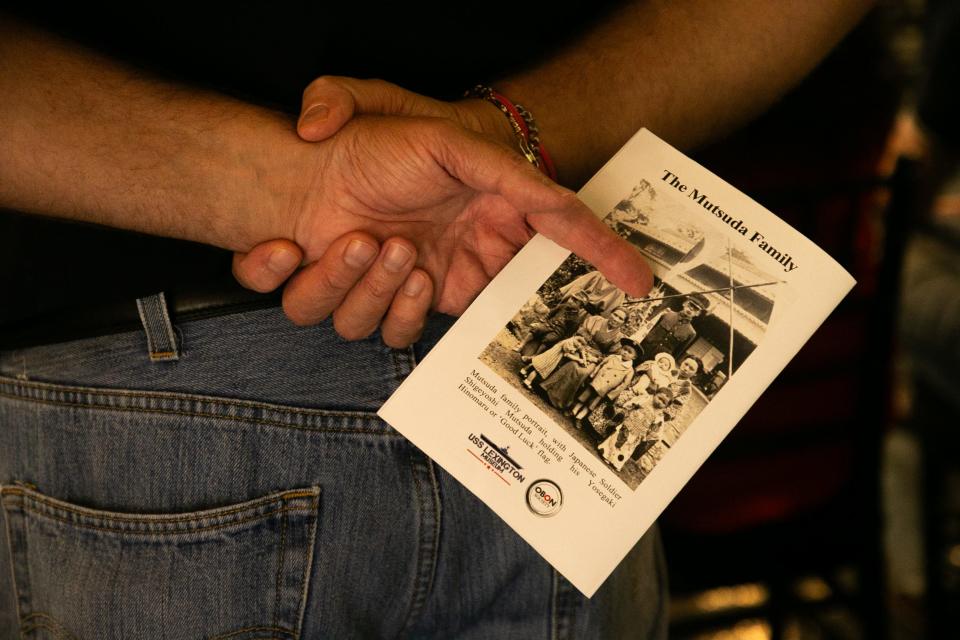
[635,293,710,360]
[538,307,630,410]
[664,355,703,422]
[570,339,640,420]
[518,289,590,357]
[559,269,627,317]
[632,352,678,405]
[521,334,590,390]
[580,306,630,353]
[599,387,674,472]
[508,296,550,343]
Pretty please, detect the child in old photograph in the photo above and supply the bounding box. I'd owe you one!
[599,387,674,471]
[569,339,640,421]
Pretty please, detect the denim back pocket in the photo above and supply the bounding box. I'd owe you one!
[1,484,319,640]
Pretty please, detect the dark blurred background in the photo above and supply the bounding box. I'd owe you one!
[661,1,960,638]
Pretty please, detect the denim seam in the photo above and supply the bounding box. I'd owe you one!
[550,569,558,640]
[272,510,288,632]
[20,612,77,640]
[0,388,399,437]
[550,570,578,640]
[397,451,441,638]
[0,376,383,420]
[399,454,428,637]
[19,495,34,636]
[2,497,26,634]
[426,458,441,593]
[293,500,319,638]
[0,488,317,524]
[209,625,295,639]
[391,349,407,381]
[391,349,403,382]
[21,622,75,640]
[5,503,313,536]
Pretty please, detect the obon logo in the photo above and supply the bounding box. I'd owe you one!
[526,479,563,517]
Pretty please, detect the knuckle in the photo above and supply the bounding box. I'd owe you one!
[361,274,394,300]
[383,332,414,349]
[393,319,425,342]
[383,322,423,349]
[317,266,354,295]
[332,313,375,342]
[282,298,322,327]
[304,75,333,95]
[384,311,425,342]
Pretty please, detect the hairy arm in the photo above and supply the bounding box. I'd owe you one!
[0,16,304,250]
[497,0,875,185]
[303,1,875,187]
[0,15,652,346]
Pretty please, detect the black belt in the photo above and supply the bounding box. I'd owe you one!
[1,286,281,350]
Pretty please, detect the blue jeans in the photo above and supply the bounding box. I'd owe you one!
[0,306,667,639]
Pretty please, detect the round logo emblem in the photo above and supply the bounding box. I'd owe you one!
[526,479,563,517]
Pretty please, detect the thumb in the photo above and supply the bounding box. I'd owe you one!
[434,126,653,298]
[297,76,357,141]
[233,239,304,293]
[297,76,453,141]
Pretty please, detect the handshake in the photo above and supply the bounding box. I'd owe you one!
[231,77,652,348]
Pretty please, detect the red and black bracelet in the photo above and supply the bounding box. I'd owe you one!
[465,85,557,182]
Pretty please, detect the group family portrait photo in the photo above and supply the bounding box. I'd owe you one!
[479,179,791,489]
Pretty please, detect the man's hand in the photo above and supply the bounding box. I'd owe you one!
[272,114,650,344]
[234,77,651,348]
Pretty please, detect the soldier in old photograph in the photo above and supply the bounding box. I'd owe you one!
[634,293,711,360]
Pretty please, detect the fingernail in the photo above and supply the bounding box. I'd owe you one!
[383,243,413,273]
[267,247,299,274]
[300,104,329,126]
[403,272,426,296]
[344,239,377,267]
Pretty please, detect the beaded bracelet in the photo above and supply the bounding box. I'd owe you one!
[465,85,558,181]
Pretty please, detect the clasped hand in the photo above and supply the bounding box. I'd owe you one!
[233,77,652,348]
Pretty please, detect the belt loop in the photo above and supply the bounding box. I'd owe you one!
[136,292,180,362]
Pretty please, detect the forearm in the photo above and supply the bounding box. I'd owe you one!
[497,0,874,186]
[0,16,303,251]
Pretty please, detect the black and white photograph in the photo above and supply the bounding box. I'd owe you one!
[479,179,793,490]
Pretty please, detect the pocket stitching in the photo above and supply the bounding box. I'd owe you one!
[272,511,287,631]
[0,487,317,525]
[208,625,296,640]
[0,376,384,421]
[4,502,316,537]
[2,490,320,638]
[0,385,397,437]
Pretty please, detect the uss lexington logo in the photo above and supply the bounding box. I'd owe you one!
[467,433,526,485]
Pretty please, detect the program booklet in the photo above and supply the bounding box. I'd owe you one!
[378,129,855,597]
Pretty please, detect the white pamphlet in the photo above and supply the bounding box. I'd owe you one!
[378,129,855,597]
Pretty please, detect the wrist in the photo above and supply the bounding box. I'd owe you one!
[460,87,557,181]
[456,98,517,149]
[210,105,307,251]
